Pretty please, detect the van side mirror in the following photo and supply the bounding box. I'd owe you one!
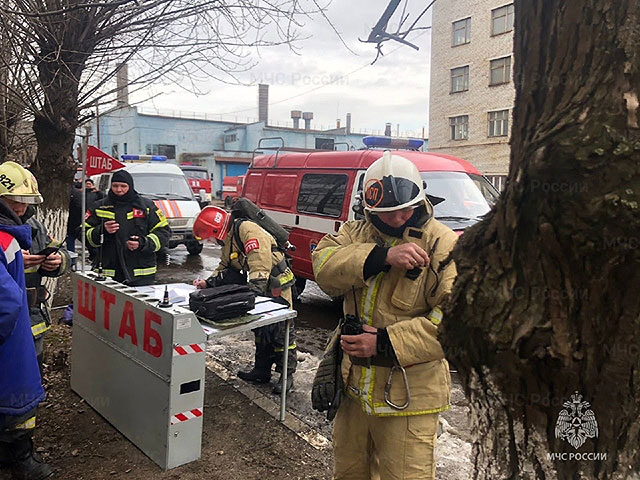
[198,189,207,203]
[352,191,365,219]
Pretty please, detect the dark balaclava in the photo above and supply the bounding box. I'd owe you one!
[108,170,137,203]
[370,204,428,238]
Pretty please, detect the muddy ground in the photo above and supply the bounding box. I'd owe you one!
[1,245,474,479]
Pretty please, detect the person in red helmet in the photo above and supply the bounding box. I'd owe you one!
[193,205,297,394]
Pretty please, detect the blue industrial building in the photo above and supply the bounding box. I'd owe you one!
[88,86,427,195]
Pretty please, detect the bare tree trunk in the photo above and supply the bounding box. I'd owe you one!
[31,46,87,210]
[442,1,640,479]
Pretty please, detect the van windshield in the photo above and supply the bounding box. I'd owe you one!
[421,172,499,226]
[130,173,194,200]
[183,170,208,180]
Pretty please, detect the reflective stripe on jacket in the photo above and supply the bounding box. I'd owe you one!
[0,218,44,416]
[24,210,71,340]
[85,195,169,282]
[313,217,458,416]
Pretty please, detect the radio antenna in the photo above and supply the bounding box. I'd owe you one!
[95,217,106,281]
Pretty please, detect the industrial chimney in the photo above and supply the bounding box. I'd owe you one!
[346,113,352,134]
[291,110,302,129]
[258,84,269,124]
[303,112,314,130]
[336,119,341,129]
[116,64,129,107]
[384,123,392,136]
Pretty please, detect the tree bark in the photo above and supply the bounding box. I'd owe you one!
[29,8,95,212]
[442,1,640,479]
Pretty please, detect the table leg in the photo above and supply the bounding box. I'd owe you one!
[279,318,290,422]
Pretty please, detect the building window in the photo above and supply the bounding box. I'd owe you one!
[486,174,508,191]
[224,133,237,143]
[315,138,335,150]
[297,174,348,217]
[112,144,119,158]
[492,4,514,35]
[145,144,176,159]
[490,56,511,85]
[452,17,471,46]
[450,115,469,140]
[123,142,128,155]
[488,110,509,137]
[450,66,469,93]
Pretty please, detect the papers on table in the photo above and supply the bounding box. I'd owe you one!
[135,283,196,306]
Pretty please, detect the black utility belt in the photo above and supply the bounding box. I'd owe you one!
[26,286,49,308]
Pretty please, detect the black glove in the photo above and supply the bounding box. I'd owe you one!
[206,268,247,287]
[311,327,343,421]
[136,235,146,251]
[128,235,146,251]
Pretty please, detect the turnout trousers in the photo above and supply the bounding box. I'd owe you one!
[332,397,439,480]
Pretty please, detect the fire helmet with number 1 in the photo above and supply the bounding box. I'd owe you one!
[193,205,232,241]
[363,150,426,212]
[0,161,44,204]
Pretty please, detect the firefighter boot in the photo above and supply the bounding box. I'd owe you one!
[10,439,53,480]
[237,367,271,383]
[272,373,294,394]
[238,343,273,383]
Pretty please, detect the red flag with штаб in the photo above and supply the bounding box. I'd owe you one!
[85,145,125,176]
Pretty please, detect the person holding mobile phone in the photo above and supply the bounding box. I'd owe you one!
[19,207,70,372]
[85,170,170,286]
[0,161,53,480]
[1,169,71,373]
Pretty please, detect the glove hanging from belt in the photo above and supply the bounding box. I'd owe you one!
[311,326,343,421]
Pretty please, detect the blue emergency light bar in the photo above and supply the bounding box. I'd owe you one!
[121,154,167,162]
[362,136,424,150]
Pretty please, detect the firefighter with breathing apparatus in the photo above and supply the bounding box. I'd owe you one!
[192,200,297,394]
[311,151,458,480]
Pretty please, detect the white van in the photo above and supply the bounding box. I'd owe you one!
[92,158,203,255]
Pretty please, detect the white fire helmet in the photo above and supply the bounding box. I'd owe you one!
[362,151,424,213]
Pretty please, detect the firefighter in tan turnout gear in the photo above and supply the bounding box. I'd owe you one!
[193,205,297,394]
[311,151,458,480]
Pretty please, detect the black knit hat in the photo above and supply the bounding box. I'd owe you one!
[111,169,134,189]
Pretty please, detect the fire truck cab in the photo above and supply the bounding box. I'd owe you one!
[180,164,212,206]
[241,137,499,293]
[221,175,245,208]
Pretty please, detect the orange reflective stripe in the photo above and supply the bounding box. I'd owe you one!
[172,200,182,217]
[154,200,168,217]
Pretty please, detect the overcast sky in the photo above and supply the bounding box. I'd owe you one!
[131,1,432,138]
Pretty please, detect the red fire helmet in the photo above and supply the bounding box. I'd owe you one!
[193,206,232,241]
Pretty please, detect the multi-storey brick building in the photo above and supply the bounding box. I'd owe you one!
[429,1,515,190]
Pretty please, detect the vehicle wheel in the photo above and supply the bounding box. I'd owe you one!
[294,277,307,297]
[186,241,203,255]
[224,196,233,209]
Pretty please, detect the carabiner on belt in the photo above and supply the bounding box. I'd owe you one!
[384,364,410,410]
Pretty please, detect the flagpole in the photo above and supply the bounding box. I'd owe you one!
[80,135,88,272]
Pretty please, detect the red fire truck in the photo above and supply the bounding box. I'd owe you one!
[180,165,212,205]
[222,175,245,208]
